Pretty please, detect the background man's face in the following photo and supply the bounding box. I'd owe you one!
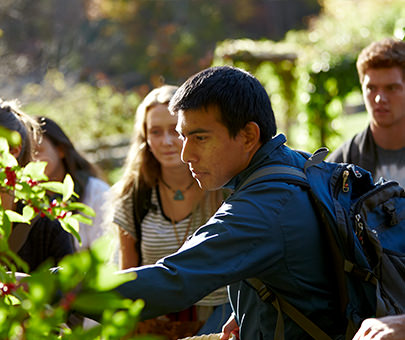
[362,67,405,129]
[176,106,248,191]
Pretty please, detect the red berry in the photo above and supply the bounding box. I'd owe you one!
[0,282,17,295]
[4,167,17,187]
[26,178,38,187]
[60,292,76,311]
[57,211,67,220]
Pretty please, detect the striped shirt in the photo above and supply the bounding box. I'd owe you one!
[114,186,229,306]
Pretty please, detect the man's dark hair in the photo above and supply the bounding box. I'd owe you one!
[169,66,277,143]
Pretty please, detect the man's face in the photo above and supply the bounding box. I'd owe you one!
[362,67,405,129]
[176,106,249,191]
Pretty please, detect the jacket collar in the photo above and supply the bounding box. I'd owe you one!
[224,134,287,191]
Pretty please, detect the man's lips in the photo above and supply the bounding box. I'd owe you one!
[374,107,390,115]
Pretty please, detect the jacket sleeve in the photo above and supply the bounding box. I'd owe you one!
[114,180,312,320]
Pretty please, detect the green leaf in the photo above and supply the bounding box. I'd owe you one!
[67,202,96,217]
[0,137,9,152]
[40,181,65,194]
[0,129,21,147]
[59,218,81,244]
[0,152,18,167]
[22,206,35,221]
[4,210,29,224]
[70,214,93,226]
[89,237,115,262]
[0,211,11,238]
[27,263,57,305]
[72,291,133,314]
[62,174,75,201]
[92,263,137,291]
[22,162,48,181]
[4,249,29,275]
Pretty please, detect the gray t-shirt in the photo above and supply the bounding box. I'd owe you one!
[374,145,405,188]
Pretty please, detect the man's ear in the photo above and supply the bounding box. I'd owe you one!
[10,145,22,160]
[241,121,261,152]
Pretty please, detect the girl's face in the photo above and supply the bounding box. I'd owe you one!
[146,103,183,169]
[35,136,66,181]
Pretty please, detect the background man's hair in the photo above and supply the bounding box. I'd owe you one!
[169,66,277,143]
[357,38,405,83]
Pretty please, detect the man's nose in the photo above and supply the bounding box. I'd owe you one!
[180,140,192,164]
[375,92,387,103]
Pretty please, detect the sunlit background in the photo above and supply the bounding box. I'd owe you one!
[0,0,403,183]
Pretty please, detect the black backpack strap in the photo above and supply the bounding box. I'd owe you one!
[240,152,335,340]
[132,179,152,263]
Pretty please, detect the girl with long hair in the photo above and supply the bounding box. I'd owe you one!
[0,99,74,272]
[35,116,110,250]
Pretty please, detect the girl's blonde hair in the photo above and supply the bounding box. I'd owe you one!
[113,85,179,200]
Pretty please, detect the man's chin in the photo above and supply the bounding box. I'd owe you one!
[200,182,224,191]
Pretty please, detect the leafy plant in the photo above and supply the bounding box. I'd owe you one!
[0,135,153,339]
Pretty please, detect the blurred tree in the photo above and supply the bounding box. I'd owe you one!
[84,0,319,85]
[0,0,320,95]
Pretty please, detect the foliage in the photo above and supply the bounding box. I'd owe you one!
[21,69,140,147]
[214,0,405,152]
[0,136,152,339]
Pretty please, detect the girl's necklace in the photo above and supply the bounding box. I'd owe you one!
[160,177,195,201]
[171,214,193,248]
[160,183,194,248]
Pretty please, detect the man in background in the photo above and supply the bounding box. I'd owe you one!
[328,38,405,187]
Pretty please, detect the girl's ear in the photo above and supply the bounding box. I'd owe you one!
[10,145,22,160]
[56,146,65,159]
[241,121,261,152]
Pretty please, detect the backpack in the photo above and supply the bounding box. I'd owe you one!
[242,147,405,340]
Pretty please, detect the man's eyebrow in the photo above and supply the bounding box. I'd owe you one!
[176,127,210,136]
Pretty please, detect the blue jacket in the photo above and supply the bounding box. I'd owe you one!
[116,134,343,339]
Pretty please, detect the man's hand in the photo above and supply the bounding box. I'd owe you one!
[353,315,405,340]
[220,314,239,340]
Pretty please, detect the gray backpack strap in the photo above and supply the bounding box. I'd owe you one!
[239,147,329,190]
[247,278,333,340]
[303,147,329,172]
[239,165,307,190]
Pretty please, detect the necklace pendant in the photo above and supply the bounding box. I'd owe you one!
[173,190,184,200]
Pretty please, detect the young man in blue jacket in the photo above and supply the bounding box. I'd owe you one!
[116,66,344,339]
